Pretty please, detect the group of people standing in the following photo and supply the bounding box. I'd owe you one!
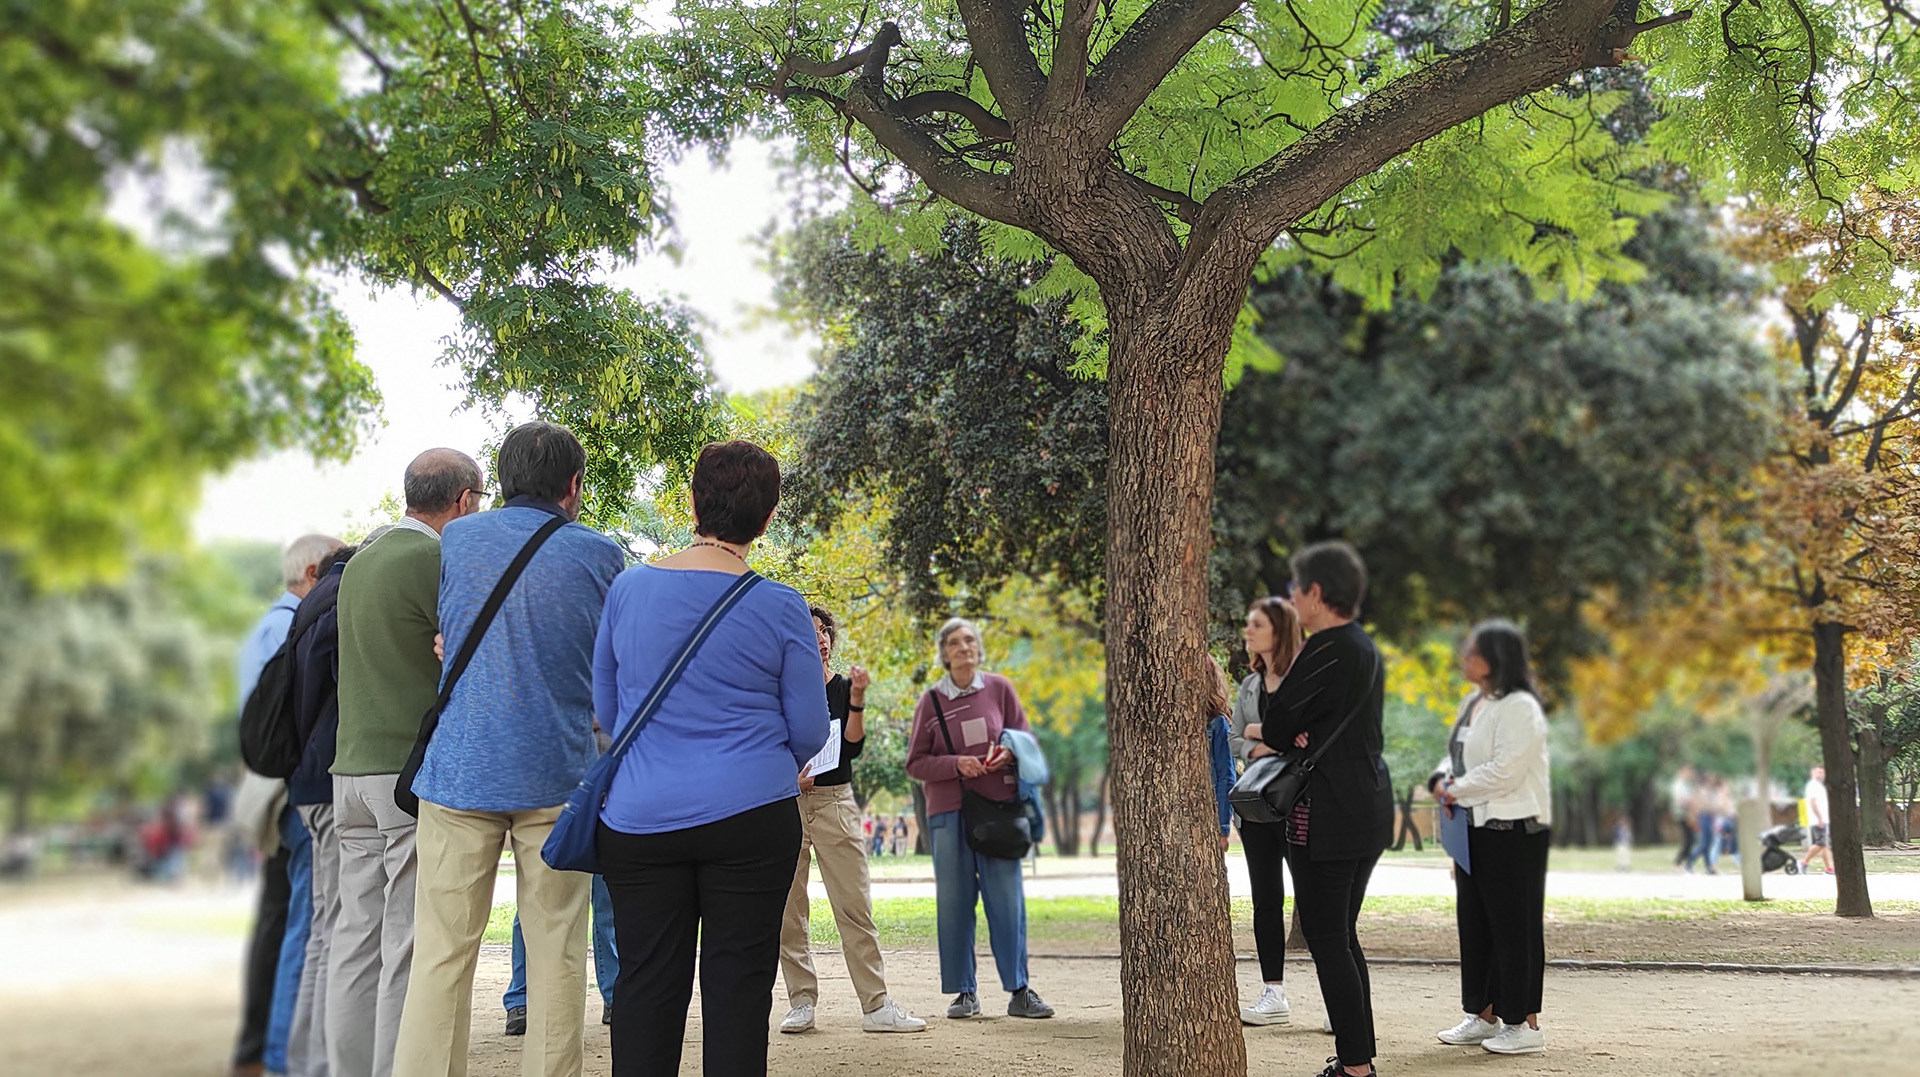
[230,427,1555,1077]
[1219,545,1556,1076]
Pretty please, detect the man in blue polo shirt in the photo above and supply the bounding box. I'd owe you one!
[391,421,624,1077]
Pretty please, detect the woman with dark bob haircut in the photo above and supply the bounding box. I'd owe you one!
[592,439,831,1077]
[1429,620,1553,1057]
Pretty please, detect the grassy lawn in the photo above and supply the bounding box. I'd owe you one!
[476,893,1920,966]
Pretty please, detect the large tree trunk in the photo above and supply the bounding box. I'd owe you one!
[1813,621,1873,917]
[1089,767,1110,857]
[1857,720,1893,847]
[1103,292,1246,1077]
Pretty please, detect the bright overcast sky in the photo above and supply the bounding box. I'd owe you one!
[192,139,815,545]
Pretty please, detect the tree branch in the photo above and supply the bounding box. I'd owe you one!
[897,90,1014,141]
[954,0,1048,121]
[1083,0,1249,145]
[1044,0,1103,113]
[1197,0,1695,265]
[763,24,1025,227]
[1118,173,1202,223]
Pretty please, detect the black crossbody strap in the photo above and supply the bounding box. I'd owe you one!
[435,515,568,708]
[1299,650,1383,773]
[928,690,958,755]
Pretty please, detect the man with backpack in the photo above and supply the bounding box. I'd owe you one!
[282,537,371,1077]
[231,534,341,1077]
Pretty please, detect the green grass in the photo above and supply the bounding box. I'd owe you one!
[475,892,1920,951]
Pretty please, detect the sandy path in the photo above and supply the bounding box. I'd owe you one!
[8,944,1916,1076]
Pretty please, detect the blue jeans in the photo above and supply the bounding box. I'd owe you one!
[926,809,1027,995]
[504,875,616,1010]
[266,807,312,1072]
[1693,813,1719,871]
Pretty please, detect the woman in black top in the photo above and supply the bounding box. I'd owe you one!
[1227,595,1306,1026]
[1263,542,1394,1077]
[775,606,926,1034]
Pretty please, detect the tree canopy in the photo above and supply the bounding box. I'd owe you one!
[781,208,1780,680]
[2,0,727,575]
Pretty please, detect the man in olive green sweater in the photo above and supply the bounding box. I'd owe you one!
[327,447,484,1077]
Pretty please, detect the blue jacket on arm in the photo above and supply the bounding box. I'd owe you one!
[1209,715,1236,835]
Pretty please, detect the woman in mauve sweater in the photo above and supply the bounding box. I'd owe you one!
[905,617,1054,1022]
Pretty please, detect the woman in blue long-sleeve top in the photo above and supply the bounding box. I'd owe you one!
[593,440,830,1077]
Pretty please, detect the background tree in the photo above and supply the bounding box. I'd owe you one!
[0,561,227,834]
[1850,644,1920,845]
[782,207,1778,677]
[1716,193,1920,917]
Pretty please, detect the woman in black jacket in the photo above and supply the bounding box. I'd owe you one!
[1262,541,1393,1077]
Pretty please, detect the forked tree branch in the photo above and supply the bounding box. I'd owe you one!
[954,0,1048,121]
[761,23,1023,226]
[1119,173,1203,223]
[1083,0,1249,146]
[1197,0,1695,266]
[1044,0,1103,113]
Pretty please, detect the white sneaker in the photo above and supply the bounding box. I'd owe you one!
[779,1003,815,1033]
[1436,1013,1502,1045]
[1239,984,1291,1026]
[1483,1022,1544,1055]
[861,999,928,1033]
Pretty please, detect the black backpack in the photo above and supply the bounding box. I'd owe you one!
[238,619,312,778]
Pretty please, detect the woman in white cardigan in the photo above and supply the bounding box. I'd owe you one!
[1427,621,1552,1057]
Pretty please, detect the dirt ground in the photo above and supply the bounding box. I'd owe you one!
[8,946,1917,1077]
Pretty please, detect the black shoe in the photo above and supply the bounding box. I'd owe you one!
[601,1003,612,1026]
[1314,1058,1376,1077]
[1008,986,1054,1019]
[505,1005,527,1036]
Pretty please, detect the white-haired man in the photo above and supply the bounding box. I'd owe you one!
[232,533,343,1077]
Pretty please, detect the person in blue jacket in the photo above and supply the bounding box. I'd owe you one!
[1206,657,1238,851]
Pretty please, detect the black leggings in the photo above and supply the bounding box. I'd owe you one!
[598,799,802,1077]
[1289,845,1381,1068]
[1456,826,1549,1025]
[1239,819,1289,982]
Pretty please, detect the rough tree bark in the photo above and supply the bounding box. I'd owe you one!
[1814,621,1874,917]
[757,2,1698,1071]
[1103,289,1245,1076]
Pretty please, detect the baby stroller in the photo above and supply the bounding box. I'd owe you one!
[1760,823,1804,874]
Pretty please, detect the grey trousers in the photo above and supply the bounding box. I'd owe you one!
[326,774,416,1077]
[289,802,338,1077]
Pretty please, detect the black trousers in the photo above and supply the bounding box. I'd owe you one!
[1673,817,1696,867]
[599,798,802,1077]
[1289,843,1381,1068]
[1456,825,1549,1025]
[232,842,292,1066]
[1239,819,1289,982]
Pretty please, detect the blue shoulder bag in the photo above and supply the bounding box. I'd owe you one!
[542,569,763,874]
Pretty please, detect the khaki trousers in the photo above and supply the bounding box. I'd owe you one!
[778,784,890,1012]
[392,801,589,1077]
[327,774,415,1077]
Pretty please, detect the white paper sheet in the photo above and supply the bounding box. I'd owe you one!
[803,719,842,777]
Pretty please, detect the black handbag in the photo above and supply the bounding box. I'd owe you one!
[929,691,1032,860]
[1228,653,1380,825]
[395,515,567,817]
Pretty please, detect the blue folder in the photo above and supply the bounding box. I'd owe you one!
[1440,803,1473,874]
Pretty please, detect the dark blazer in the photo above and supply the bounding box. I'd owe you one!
[1262,621,1394,861]
[287,565,344,807]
